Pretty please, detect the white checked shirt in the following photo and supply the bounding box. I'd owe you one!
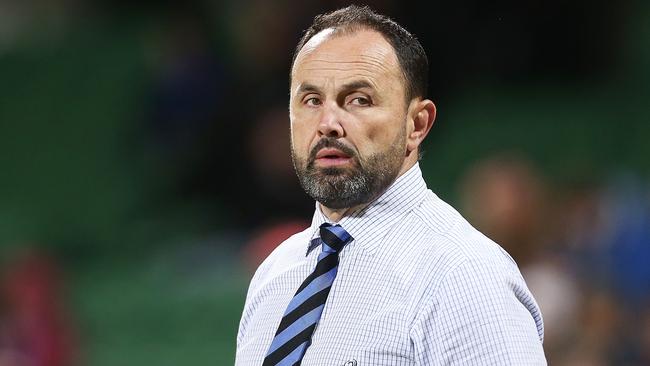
[236,163,546,365]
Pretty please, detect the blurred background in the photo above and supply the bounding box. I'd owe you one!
[0,0,649,365]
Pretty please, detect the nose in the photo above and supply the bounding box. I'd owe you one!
[317,101,345,138]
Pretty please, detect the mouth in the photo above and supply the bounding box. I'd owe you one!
[314,148,353,167]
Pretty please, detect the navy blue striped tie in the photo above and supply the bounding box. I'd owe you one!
[262,223,353,366]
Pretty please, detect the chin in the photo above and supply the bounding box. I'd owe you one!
[318,166,352,176]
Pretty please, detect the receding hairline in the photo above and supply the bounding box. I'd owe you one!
[290,25,406,89]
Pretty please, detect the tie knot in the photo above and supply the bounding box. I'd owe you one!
[319,223,353,253]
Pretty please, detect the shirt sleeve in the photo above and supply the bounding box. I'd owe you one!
[409,257,547,365]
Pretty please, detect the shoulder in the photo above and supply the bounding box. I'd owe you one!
[394,190,537,317]
[404,191,544,341]
[247,227,313,291]
[403,190,521,276]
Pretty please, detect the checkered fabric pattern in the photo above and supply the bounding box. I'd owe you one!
[236,163,546,365]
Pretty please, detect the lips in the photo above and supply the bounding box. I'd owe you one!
[313,147,353,167]
[315,148,351,159]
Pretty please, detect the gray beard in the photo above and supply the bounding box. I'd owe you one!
[292,134,405,209]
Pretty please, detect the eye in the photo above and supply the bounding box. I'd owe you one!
[349,96,372,106]
[304,96,322,106]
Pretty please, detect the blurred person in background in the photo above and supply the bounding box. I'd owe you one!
[0,297,29,366]
[0,249,76,366]
[236,5,545,365]
[458,154,650,365]
[458,154,549,267]
[137,4,230,214]
[558,174,650,364]
[458,154,582,363]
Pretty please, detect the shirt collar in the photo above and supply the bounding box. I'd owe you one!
[306,162,428,256]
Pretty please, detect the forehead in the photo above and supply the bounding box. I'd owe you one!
[291,28,403,89]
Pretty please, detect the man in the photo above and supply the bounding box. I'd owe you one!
[236,5,546,365]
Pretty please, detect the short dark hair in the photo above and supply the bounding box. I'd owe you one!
[291,5,429,102]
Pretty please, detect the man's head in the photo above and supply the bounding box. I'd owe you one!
[289,5,436,210]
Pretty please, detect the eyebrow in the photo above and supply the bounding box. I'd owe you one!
[296,83,321,94]
[295,80,376,96]
[340,80,374,93]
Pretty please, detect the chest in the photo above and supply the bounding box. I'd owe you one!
[240,252,420,366]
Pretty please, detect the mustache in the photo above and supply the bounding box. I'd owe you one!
[308,138,358,164]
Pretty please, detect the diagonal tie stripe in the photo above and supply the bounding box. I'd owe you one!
[263,224,353,366]
[276,287,331,335]
[267,305,325,355]
[279,268,337,331]
[276,341,309,366]
[294,252,338,294]
[263,324,317,365]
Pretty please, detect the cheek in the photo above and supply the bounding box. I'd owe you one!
[290,106,325,151]
[365,125,385,141]
[360,119,401,152]
[290,120,313,155]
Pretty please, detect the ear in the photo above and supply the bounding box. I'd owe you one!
[406,98,436,154]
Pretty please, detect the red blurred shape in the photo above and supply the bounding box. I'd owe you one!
[1,250,77,366]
